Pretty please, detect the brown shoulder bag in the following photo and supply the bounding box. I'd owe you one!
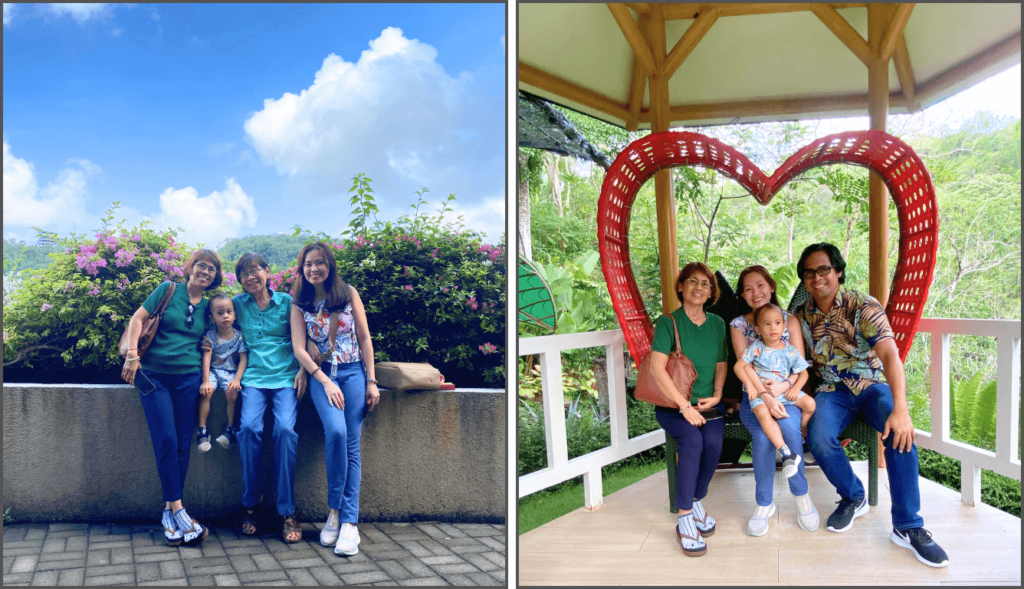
[119,281,176,359]
[634,314,698,409]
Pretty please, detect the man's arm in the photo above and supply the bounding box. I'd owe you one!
[874,337,915,452]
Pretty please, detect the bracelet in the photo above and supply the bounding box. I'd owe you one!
[366,378,378,384]
[126,347,138,351]
[311,367,322,378]
[125,356,140,362]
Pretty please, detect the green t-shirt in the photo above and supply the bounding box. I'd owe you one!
[650,308,728,405]
[141,281,209,375]
[233,288,299,389]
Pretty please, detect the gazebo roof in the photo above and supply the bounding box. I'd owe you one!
[519,3,1021,129]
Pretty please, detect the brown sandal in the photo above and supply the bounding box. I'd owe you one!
[675,526,707,558]
[283,516,302,544]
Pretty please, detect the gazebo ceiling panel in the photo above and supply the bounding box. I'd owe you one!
[519,3,1021,128]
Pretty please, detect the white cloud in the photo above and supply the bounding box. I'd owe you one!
[3,141,97,232]
[439,195,506,243]
[151,178,258,247]
[3,4,14,27]
[243,27,504,233]
[48,3,107,22]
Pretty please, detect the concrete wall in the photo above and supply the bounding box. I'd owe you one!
[2,384,505,524]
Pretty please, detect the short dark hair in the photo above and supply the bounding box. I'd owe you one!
[676,261,720,306]
[753,303,784,325]
[206,293,234,319]
[234,252,269,281]
[183,249,223,290]
[797,242,846,284]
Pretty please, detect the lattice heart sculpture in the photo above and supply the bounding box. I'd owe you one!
[598,130,938,367]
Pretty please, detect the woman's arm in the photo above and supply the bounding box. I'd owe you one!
[696,361,727,410]
[289,306,343,406]
[120,305,151,385]
[349,288,379,411]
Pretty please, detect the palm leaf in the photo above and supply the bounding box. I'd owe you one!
[518,256,556,334]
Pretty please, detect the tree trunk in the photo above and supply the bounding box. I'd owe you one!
[517,149,532,260]
[843,215,856,261]
[561,159,572,213]
[592,356,609,422]
[787,213,795,263]
[546,154,563,218]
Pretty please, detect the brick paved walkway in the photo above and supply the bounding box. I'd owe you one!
[2,521,505,586]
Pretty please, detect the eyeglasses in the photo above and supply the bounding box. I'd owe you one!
[684,278,712,289]
[186,303,196,329]
[238,267,265,281]
[194,262,216,275]
[801,265,835,280]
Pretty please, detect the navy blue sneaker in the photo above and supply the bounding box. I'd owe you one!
[891,527,949,567]
[215,426,237,449]
[196,426,211,453]
[826,497,868,532]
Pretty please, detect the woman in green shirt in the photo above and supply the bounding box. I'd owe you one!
[648,261,728,557]
[121,249,223,548]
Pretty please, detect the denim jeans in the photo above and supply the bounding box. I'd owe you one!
[807,382,924,530]
[738,396,808,506]
[307,362,367,523]
[238,386,299,517]
[137,369,201,502]
[656,407,724,512]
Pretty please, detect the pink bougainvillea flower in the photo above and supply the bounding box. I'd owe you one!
[131,234,142,241]
[404,285,413,290]
[41,303,53,312]
[88,287,100,297]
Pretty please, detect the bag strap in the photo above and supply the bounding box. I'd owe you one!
[154,281,176,317]
[657,313,684,354]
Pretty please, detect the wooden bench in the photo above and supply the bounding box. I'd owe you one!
[664,413,879,512]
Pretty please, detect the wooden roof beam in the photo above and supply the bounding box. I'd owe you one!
[607,4,657,75]
[626,13,651,131]
[893,34,917,109]
[519,62,632,123]
[664,7,719,78]
[637,92,908,124]
[915,30,1022,108]
[880,3,915,62]
[811,4,873,68]
[625,3,651,16]
[661,3,867,20]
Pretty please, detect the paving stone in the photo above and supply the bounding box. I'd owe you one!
[421,555,466,566]
[462,552,500,572]
[57,568,85,586]
[159,559,186,580]
[272,550,320,562]
[85,551,109,568]
[398,576,448,586]
[87,526,110,536]
[188,575,214,586]
[108,526,130,536]
[250,553,283,571]
[131,533,155,547]
[361,540,402,553]
[433,524,468,538]
[226,545,270,556]
[34,559,86,571]
[178,546,204,559]
[413,524,448,540]
[214,573,242,586]
[433,564,482,575]
[3,540,43,551]
[4,557,14,574]
[210,528,239,542]
[25,530,47,541]
[418,539,456,557]
[86,540,133,549]
[437,537,485,548]
[45,531,88,540]
[284,568,318,585]
[65,536,89,553]
[40,539,66,554]
[84,573,136,585]
[393,541,432,559]
[398,557,434,578]
[138,578,188,586]
[48,524,87,532]
[85,564,135,577]
[342,570,392,584]
[476,537,503,552]
[39,552,86,562]
[110,548,133,565]
[246,581,294,586]
[331,561,380,575]
[447,543,491,555]
[31,570,60,586]
[450,524,496,538]
[135,562,161,582]
[360,526,390,543]
[4,573,34,584]
[376,559,414,580]
[221,538,266,548]
[3,548,45,557]
[228,554,257,573]
[308,543,338,561]
[11,555,39,573]
[279,557,326,569]
[489,569,505,583]
[186,565,235,577]
[134,552,180,563]
[480,552,504,567]
[441,573,476,586]
[261,538,293,553]
[465,571,499,586]
[237,570,289,583]
[308,566,342,585]
[86,534,131,544]
[202,541,227,558]
[183,556,230,570]
[388,531,431,542]
[5,528,29,542]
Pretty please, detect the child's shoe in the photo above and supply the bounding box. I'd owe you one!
[782,453,802,478]
[197,427,211,453]
[215,425,237,449]
[162,509,183,546]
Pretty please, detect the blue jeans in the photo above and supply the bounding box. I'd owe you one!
[808,382,924,530]
[308,362,367,523]
[738,396,808,506]
[656,407,724,512]
[137,369,201,502]
[238,386,299,517]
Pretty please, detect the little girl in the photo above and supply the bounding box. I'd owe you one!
[735,304,815,478]
[198,294,248,451]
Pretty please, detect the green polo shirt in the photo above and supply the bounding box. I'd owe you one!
[141,281,208,375]
[233,288,299,389]
[650,308,728,405]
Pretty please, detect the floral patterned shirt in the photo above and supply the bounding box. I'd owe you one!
[792,286,894,395]
[301,293,361,365]
[729,312,792,394]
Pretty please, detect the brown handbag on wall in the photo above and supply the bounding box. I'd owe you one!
[119,281,176,359]
[634,314,698,409]
[376,362,442,391]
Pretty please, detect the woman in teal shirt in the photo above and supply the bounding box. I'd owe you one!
[647,261,728,557]
[121,249,223,548]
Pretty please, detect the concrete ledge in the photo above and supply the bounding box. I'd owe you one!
[2,383,506,523]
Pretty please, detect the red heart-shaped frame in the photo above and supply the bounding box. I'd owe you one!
[598,130,938,366]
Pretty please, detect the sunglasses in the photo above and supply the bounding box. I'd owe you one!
[801,265,835,280]
[187,303,196,329]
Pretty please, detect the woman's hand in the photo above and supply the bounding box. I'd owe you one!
[763,394,790,419]
[121,357,141,386]
[762,378,786,396]
[324,380,344,410]
[680,404,706,427]
[366,382,380,412]
[294,370,308,401]
[695,397,716,411]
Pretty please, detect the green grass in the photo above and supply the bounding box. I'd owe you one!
[518,460,666,535]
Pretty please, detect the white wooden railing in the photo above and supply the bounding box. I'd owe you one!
[519,318,1021,510]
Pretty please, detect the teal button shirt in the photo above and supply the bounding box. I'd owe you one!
[233,288,298,389]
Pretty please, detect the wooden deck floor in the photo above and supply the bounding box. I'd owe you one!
[519,461,1021,586]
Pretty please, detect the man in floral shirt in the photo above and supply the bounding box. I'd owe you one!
[794,242,948,568]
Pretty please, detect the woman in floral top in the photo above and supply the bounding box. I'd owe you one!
[289,242,379,558]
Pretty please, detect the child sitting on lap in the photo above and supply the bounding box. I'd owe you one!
[197,294,248,452]
[735,304,815,478]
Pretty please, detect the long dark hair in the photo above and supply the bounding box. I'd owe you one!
[734,265,781,317]
[291,242,349,313]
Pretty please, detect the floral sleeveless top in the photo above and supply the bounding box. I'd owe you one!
[302,291,361,365]
[729,311,791,393]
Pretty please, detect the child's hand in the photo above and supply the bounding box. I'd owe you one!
[785,388,800,402]
[226,379,241,400]
[200,382,214,397]
[747,388,758,401]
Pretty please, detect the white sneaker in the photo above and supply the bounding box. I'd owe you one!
[794,493,819,532]
[334,523,360,556]
[746,502,776,537]
[320,511,340,547]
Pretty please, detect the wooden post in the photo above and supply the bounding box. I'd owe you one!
[648,7,679,314]
[868,2,891,469]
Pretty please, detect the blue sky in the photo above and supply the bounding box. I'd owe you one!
[3,3,506,246]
